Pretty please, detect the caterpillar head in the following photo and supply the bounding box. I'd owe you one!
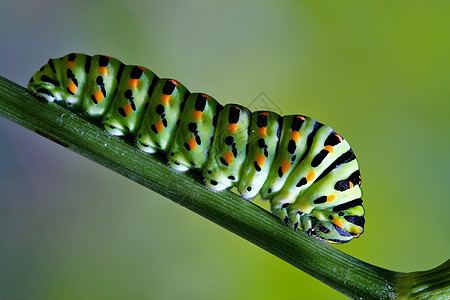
[310,202,365,243]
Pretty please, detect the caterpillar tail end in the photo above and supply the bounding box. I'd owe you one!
[28,75,59,103]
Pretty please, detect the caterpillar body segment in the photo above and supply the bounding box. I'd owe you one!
[28,53,365,243]
[238,110,281,199]
[102,65,158,136]
[168,93,221,172]
[259,115,317,199]
[135,79,188,153]
[203,104,252,192]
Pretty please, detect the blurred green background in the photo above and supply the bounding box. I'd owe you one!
[0,1,449,299]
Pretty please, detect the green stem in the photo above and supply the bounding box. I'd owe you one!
[0,75,448,299]
[396,260,450,299]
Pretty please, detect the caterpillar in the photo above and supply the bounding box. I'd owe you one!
[28,53,365,243]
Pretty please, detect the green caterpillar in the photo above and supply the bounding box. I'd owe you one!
[28,53,365,243]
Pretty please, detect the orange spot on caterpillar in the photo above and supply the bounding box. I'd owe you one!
[93,90,104,103]
[324,145,334,153]
[67,61,75,68]
[200,93,210,99]
[188,137,197,150]
[349,181,354,189]
[161,94,171,106]
[335,133,343,142]
[227,123,239,133]
[258,127,267,136]
[259,112,269,116]
[327,194,337,202]
[256,154,265,167]
[98,66,107,75]
[193,110,203,120]
[290,131,300,142]
[138,66,147,71]
[155,120,164,132]
[281,159,290,174]
[296,115,306,121]
[67,81,77,94]
[224,151,234,164]
[306,171,316,182]
[169,79,179,86]
[123,104,132,116]
[128,78,139,89]
[333,219,343,228]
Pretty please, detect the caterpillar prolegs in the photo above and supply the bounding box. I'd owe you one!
[28,53,365,243]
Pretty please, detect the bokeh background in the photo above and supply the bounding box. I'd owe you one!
[0,1,449,299]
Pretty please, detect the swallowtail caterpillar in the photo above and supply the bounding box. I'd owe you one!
[28,53,365,243]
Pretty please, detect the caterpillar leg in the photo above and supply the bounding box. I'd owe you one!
[270,193,297,224]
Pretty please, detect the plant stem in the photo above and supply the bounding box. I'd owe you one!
[0,75,448,299]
